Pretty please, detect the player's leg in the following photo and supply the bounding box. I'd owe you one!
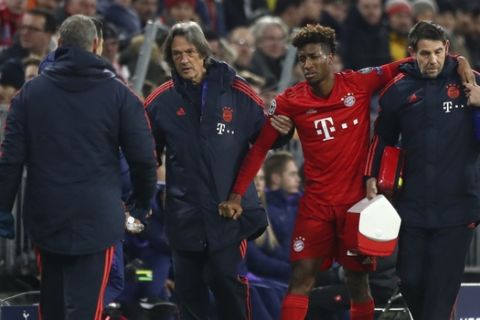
[281,204,336,320]
[344,269,374,320]
[337,204,375,320]
[281,258,325,320]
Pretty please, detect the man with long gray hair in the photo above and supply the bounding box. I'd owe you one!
[0,14,157,319]
[145,21,292,320]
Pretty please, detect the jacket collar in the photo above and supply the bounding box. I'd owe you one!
[400,55,456,80]
[171,58,236,95]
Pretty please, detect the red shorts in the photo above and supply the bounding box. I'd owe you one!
[290,200,376,272]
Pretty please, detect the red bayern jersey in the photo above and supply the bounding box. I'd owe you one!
[232,59,410,212]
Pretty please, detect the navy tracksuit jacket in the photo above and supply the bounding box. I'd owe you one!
[145,59,269,253]
[368,57,480,228]
[0,45,157,255]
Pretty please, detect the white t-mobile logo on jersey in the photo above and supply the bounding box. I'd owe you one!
[314,117,336,141]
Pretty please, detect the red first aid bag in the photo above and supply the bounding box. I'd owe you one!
[377,146,405,199]
[344,195,401,256]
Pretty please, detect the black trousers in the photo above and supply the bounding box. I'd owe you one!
[397,224,474,320]
[37,246,114,320]
[172,241,250,320]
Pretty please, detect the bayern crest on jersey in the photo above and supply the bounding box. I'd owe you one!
[342,93,356,107]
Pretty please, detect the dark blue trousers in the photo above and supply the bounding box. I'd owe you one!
[172,242,249,320]
[397,224,474,320]
[104,241,125,306]
[37,247,114,320]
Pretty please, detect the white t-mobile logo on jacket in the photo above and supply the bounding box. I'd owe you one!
[443,101,465,113]
[216,123,226,135]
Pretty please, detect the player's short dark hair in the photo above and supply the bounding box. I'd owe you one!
[408,21,447,51]
[263,151,295,190]
[292,24,337,54]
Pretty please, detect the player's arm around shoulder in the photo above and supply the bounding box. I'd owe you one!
[455,55,475,85]
[464,74,480,107]
[267,92,295,140]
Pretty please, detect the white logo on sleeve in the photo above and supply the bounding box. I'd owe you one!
[267,99,277,115]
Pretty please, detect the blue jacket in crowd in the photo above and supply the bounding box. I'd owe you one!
[368,57,480,228]
[145,59,270,253]
[0,46,157,254]
[246,190,300,283]
[266,190,300,257]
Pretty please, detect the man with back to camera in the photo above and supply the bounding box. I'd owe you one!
[144,21,293,320]
[365,21,480,320]
[0,14,157,319]
[218,23,473,320]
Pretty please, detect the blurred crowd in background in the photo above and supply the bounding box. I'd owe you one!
[0,0,478,109]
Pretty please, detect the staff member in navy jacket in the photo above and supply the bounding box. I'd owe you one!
[0,15,157,320]
[145,21,292,320]
[365,21,480,320]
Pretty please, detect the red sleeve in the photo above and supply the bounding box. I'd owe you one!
[358,57,413,93]
[232,121,280,195]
